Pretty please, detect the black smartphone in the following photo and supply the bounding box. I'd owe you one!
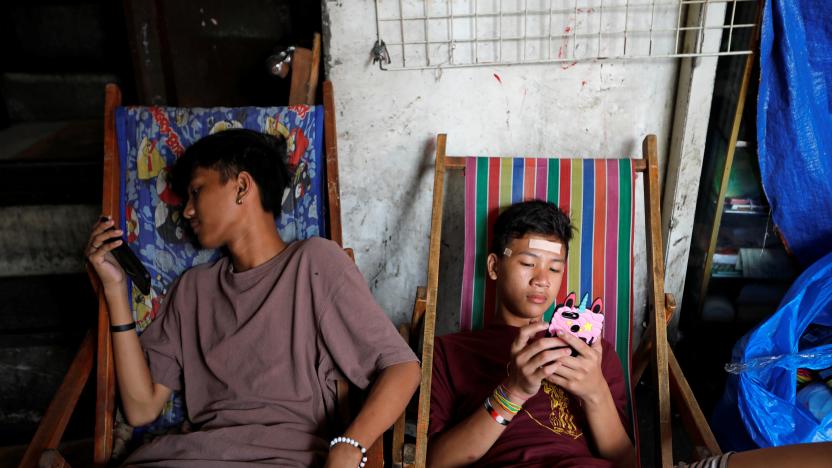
[103,225,151,296]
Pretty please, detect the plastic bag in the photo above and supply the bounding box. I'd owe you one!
[714,251,832,449]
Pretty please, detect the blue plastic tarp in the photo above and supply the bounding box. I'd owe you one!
[758,0,832,266]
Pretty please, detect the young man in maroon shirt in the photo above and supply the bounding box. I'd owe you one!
[428,200,635,467]
[427,201,832,468]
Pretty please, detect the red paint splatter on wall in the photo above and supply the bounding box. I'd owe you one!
[493,73,502,84]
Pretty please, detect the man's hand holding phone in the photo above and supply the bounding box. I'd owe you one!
[503,321,574,403]
[86,216,128,292]
[86,216,151,295]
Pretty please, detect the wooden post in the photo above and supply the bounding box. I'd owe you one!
[414,134,448,467]
[644,135,673,467]
[93,83,122,467]
[323,81,343,247]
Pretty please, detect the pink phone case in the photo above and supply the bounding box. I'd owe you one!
[548,292,604,346]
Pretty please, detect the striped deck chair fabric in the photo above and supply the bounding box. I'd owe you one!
[460,157,636,419]
[112,104,326,442]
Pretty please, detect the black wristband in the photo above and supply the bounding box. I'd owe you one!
[110,321,136,333]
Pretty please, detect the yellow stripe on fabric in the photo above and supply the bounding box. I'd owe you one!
[500,158,513,211]
[567,161,582,294]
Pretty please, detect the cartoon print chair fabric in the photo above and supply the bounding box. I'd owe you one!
[392,134,721,468]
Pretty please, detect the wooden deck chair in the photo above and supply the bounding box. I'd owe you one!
[392,134,720,468]
[21,81,385,468]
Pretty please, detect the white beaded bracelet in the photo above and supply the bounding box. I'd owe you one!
[329,436,368,468]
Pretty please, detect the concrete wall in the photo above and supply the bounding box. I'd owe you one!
[323,0,682,338]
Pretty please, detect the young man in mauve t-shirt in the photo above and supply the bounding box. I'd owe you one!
[427,200,635,467]
[85,129,420,467]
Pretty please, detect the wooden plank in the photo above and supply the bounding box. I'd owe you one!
[365,433,384,468]
[288,47,313,106]
[643,134,673,467]
[305,33,321,105]
[414,134,448,467]
[660,1,729,340]
[391,324,411,466]
[18,332,94,468]
[697,19,761,320]
[323,81,343,247]
[668,347,722,458]
[93,83,121,467]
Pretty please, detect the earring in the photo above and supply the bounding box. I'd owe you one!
[236,197,243,205]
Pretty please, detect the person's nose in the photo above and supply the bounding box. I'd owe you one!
[183,198,195,219]
[530,267,550,288]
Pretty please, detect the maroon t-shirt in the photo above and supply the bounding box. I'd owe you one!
[429,324,628,467]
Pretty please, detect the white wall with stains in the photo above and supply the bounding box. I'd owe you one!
[323,0,681,341]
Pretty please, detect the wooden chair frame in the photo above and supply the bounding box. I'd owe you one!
[392,134,720,468]
[20,38,382,466]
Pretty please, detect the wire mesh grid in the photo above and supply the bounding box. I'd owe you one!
[373,0,760,70]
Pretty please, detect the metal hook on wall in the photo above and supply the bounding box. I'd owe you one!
[371,39,391,71]
[266,46,296,78]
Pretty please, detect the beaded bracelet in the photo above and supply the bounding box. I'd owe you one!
[483,397,510,426]
[330,436,368,467]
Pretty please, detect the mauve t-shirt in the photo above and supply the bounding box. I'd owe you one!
[124,237,418,467]
[429,324,628,467]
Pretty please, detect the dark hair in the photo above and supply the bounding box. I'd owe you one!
[171,129,289,215]
[491,200,574,256]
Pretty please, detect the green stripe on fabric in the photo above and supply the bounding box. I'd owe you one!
[472,159,489,330]
[547,158,559,205]
[616,159,633,380]
[541,159,560,322]
[567,162,582,294]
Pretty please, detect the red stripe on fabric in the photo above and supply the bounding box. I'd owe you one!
[535,159,547,200]
[484,158,501,327]
[603,159,619,346]
[558,160,572,302]
[524,158,536,201]
[592,161,607,304]
[460,157,478,331]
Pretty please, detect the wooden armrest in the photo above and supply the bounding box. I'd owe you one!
[20,331,95,468]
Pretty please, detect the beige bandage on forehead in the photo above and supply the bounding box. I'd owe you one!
[503,248,513,257]
[528,238,563,254]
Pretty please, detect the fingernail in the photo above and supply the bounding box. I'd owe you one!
[556,330,564,336]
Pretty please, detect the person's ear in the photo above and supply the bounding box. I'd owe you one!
[486,253,499,281]
[235,171,253,205]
